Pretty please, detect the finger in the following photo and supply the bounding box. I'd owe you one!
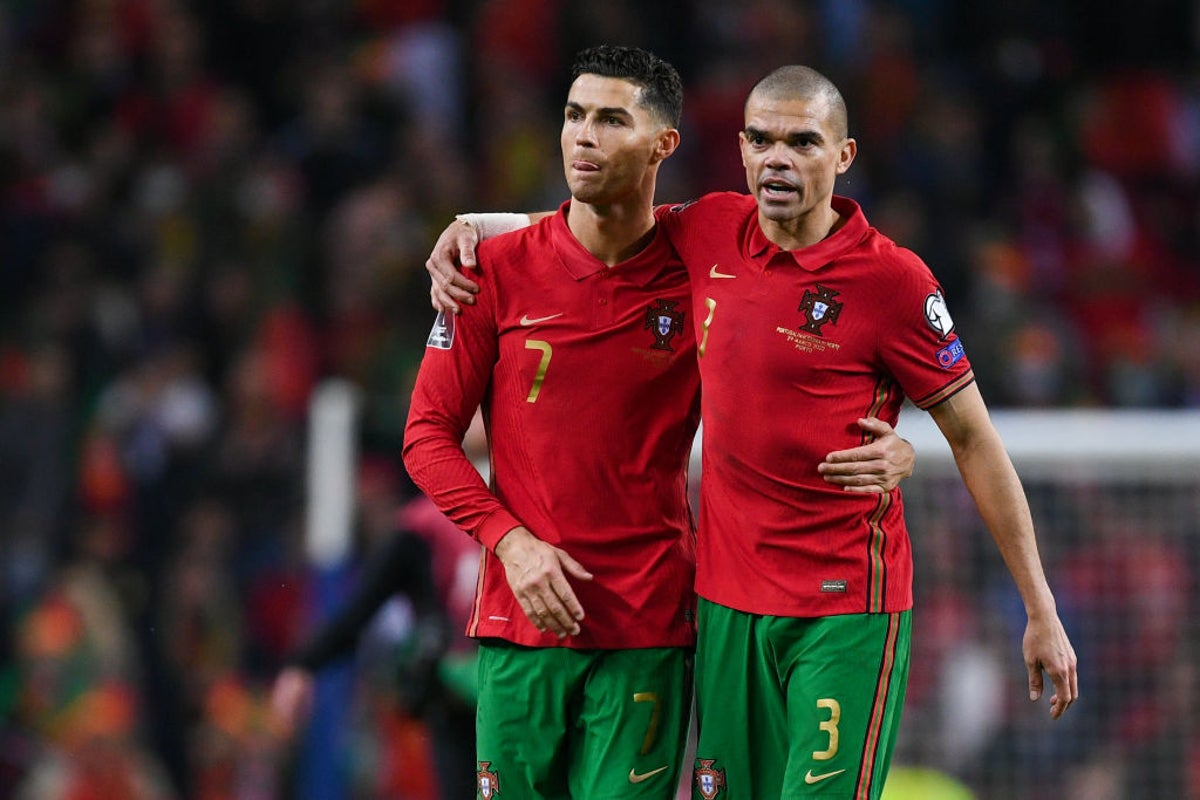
[856,416,896,437]
[517,595,546,632]
[1051,661,1077,717]
[1028,660,1044,702]
[426,255,479,296]
[442,279,477,304]
[430,284,455,315]
[819,458,883,476]
[536,591,575,638]
[558,552,594,584]
[446,269,480,295]
[548,574,585,628]
[833,481,887,495]
[459,237,477,269]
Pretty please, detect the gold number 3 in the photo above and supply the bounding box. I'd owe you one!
[813,698,841,760]
[524,339,552,402]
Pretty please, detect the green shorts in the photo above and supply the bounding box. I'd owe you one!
[476,640,692,800]
[692,600,911,799]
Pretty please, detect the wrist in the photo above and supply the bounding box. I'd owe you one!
[455,212,532,240]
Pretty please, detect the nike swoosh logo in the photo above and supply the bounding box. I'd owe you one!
[709,264,737,279]
[628,766,670,784]
[520,313,564,326]
[804,768,846,785]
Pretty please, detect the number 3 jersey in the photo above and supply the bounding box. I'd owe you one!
[659,193,975,618]
[404,201,700,649]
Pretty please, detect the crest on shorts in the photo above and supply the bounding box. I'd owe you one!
[477,761,500,798]
[799,284,842,336]
[694,758,726,799]
[644,299,685,351]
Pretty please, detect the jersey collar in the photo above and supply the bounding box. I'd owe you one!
[551,200,674,286]
[745,195,869,271]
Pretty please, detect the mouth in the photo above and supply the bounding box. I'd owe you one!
[759,179,797,200]
[571,159,601,172]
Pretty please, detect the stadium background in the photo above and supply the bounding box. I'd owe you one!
[0,1,1197,798]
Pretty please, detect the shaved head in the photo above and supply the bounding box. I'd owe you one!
[748,65,848,140]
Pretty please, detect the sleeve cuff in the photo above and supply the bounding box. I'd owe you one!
[475,507,525,552]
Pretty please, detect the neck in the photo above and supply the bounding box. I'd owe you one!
[760,202,844,251]
[566,194,657,266]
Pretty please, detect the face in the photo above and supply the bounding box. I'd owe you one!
[739,92,856,231]
[561,74,676,205]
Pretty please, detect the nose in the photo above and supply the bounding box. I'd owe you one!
[575,119,598,147]
[764,142,791,169]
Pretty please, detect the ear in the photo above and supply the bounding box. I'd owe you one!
[651,127,681,164]
[738,130,749,168]
[836,137,857,175]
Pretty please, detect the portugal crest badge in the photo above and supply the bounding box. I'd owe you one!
[477,761,500,798]
[694,759,726,799]
[799,284,842,336]
[644,299,685,351]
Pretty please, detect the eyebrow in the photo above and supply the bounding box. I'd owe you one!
[745,125,824,145]
[566,101,634,119]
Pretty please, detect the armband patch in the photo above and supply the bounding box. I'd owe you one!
[936,338,965,368]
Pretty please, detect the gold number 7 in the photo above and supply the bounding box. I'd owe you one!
[632,691,662,754]
[699,297,717,357]
[524,339,552,402]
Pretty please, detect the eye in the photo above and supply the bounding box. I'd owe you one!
[747,132,767,147]
[604,115,624,126]
[565,108,582,122]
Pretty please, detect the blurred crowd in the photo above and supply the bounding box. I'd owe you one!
[0,1,1197,798]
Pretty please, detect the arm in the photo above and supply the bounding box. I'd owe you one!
[402,282,592,638]
[269,531,443,737]
[927,383,1079,719]
[426,212,552,313]
[818,417,914,493]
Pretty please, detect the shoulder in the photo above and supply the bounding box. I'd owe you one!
[659,191,754,222]
[856,224,936,284]
[657,193,754,251]
[476,216,549,263]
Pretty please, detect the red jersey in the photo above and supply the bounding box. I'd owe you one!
[403,202,700,649]
[659,193,975,617]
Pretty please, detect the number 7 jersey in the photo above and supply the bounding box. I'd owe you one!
[403,201,700,649]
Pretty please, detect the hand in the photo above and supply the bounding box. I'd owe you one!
[494,526,593,638]
[818,417,915,493]
[1024,612,1079,719]
[426,218,481,314]
[269,666,315,738]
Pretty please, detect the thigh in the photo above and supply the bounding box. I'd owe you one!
[692,599,790,800]
[779,611,912,800]
[571,647,693,800]
[475,641,584,800]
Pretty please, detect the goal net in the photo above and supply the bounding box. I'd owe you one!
[888,407,1200,799]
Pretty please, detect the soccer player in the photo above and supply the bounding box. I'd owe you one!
[404,48,916,800]
[427,65,1079,800]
